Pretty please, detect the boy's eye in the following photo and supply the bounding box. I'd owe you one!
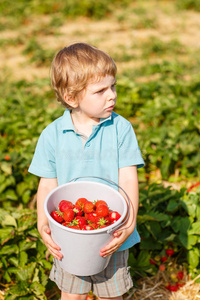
[97,89,105,94]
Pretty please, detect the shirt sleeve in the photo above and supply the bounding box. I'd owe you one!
[118,123,145,169]
[28,129,57,178]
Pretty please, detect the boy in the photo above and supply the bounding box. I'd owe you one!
[29,42,144,300]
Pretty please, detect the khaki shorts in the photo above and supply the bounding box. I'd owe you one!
[50,249,133,298]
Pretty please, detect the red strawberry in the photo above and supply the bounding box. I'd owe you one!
[62,221,71,227]
[169,285,178,292]
[86,212,97,223]
[82,224,95,230]
[50,211,64,223]
[58,200,74,212]
[95,216,109,227]
[83,201,94,213]
[96,204,109,217]
[161,256,168,262]
[94,200,108,209]
[75,198,88,209]
[166,249,174,257]
[68,225,80,229]
[159,264,166,271]
[177,271,184,280]
[149,258,156,265]
[73,206,84,216]
[109,211,121,222]
[73,216,87,229]
[63,208,75,222]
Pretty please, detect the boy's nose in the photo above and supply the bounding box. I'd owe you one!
[107,88,116,101]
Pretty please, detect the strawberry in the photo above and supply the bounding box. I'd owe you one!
[58,200,74,212]
[82,224,95,230]
[96,204,109,217]
[75,198,88,209]
[95,216,109,227]
[169,284,178,292]
[159,264,166,271]
[68,225,80,229]
[94,200,108,209]
[62,221,71,227]
[86,212,97,223]
[166,249,174,257]
[109,211,121,222]
[50,211,64,223]
[177,271,184,280]
[83,201,94,213]
[73,206,84,216]
[161,256,168,262]
[73,216,87,229]
[63,208,75,222]
[149,258,157,265]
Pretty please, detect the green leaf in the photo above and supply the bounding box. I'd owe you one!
[6,281,29,296]
[188,222,200,235]
[19,251,28,267]
[0,228,15,244]
[2,214,17,227]
[140,238,162,250]
[179,232,197,250]
[16,182,29,196]
[0,162,12,175]
[187,248,199,268]
[167,199,180,212]
[0,244,19,255]
[30,281,46,298]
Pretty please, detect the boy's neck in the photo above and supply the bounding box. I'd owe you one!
[70,110,100,137]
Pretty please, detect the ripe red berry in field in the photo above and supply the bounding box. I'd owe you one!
[149,258,156,265]
[161,256,168,262]
[4,155,11,161]
[109,211,121,222]
[83,201,94,213]
[75,198,88,209]
[50,211,64,223]
[166,249,174,257]
[58,200,74,212]
[96,204,109,217]
[159,264,166,271]
[63,209,75,222]
[177,271,184,280]
[169,285,178,292]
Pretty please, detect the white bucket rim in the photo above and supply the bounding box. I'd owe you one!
[44,180,127,235]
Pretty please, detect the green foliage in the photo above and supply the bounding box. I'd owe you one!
[0,207,60,299]
[176,0,200,11]
[129,185,200,279]
[0,78,63,208]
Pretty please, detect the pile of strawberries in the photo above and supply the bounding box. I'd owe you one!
[50,198,121,230]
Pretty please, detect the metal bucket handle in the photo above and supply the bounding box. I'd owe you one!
[69,176,130,234]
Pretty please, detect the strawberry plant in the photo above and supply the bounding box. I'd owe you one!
[0,207,60,299]
[128,184,200,281]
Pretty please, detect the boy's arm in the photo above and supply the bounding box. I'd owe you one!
[37,177,63,260]
[100,165,139,257]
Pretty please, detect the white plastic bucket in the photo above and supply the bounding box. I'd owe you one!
[44,178,129,276]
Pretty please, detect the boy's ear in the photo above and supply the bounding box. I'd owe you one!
[64,93,78,108]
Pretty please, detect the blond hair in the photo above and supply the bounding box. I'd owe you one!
[51,42,117,108]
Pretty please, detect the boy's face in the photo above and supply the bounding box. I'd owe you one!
[75,75,117,122]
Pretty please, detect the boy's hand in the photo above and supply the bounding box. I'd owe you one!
[99,224,134,257]
[40,224,63,260]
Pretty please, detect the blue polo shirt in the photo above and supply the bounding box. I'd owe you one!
[29,109,144,251]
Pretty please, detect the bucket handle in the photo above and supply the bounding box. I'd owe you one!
[69,176,130,234]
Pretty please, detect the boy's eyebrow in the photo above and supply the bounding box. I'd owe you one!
[95,79,117,89]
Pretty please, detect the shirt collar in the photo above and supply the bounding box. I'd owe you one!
[61,109,113,132]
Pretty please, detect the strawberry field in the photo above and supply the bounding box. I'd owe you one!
[0,0,200,299]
